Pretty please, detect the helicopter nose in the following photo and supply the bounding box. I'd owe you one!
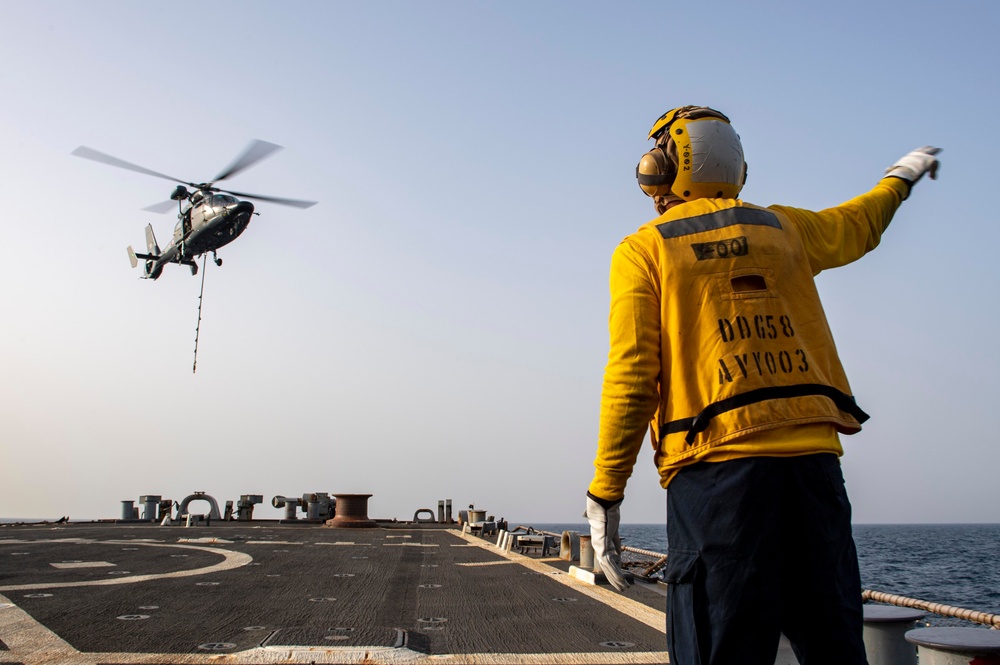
[233,200,254,216]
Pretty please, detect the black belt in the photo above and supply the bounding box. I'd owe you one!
[659,384,870,445]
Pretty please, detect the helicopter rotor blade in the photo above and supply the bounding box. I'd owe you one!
[143,200,178,214]
[211,139,283,183]
[217,188,318,209]
[72,146,190,186]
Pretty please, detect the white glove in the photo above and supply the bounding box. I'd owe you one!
[585,493,631,591]
[885,146,942,184]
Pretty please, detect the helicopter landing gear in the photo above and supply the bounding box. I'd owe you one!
[212,251,223,267]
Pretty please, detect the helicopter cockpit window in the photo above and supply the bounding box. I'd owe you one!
[206,194,238,211]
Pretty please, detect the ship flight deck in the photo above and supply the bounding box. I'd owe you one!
[0,522,671,665]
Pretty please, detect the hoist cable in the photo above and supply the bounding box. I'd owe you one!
[192,255,208,374]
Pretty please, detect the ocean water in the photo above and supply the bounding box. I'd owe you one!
[535,522,1000,627]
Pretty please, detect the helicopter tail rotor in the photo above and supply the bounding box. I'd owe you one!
[125,224,163,279]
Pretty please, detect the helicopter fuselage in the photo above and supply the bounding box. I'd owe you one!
[176,193,255,256]
[139,194,255,279]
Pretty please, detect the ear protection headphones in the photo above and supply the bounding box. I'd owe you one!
[636,106,747,202]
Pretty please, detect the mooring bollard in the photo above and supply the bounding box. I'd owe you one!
[862,605,926,665]
[326,493,376,528]
[560,531,581,561]
[905,627,1000,665]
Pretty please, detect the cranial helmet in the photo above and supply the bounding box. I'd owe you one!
[636,106,747,203]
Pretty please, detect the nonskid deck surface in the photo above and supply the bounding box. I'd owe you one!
[0,523,669,664]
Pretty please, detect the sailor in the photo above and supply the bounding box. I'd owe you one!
[584,106,940,665]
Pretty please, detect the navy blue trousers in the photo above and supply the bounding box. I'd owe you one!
[664,454,867,665]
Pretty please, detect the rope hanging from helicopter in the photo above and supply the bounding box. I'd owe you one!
[192,254,208,374]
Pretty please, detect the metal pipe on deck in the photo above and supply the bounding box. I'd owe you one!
[272,495,302,520]
[139,495,161,521]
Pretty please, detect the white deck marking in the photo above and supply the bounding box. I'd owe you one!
[453,529,667,635]
[50,561,116,569]
[0,593,79,663]
[0,540,252,592]
[177,537,234,544]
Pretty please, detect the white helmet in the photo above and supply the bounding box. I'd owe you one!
[636,106,747,202]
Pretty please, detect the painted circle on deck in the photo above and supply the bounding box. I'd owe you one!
[0,541,253,593]
[197,642,236,651]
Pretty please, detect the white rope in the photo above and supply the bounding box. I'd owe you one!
[863,589,1000,629]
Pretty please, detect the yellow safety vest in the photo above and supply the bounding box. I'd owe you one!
[638,200,868,467]
[589,178,907,499]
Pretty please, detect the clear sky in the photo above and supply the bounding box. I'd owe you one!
[1,1,997,525]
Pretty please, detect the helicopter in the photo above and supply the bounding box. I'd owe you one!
[72,140,317,280]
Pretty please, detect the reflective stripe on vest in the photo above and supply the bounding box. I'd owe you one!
[656,206,782,240]
[659,383,870,444]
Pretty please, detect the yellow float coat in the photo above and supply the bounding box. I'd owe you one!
[589,178,908,500]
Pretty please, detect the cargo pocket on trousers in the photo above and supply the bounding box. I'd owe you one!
[664,549,702,665]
